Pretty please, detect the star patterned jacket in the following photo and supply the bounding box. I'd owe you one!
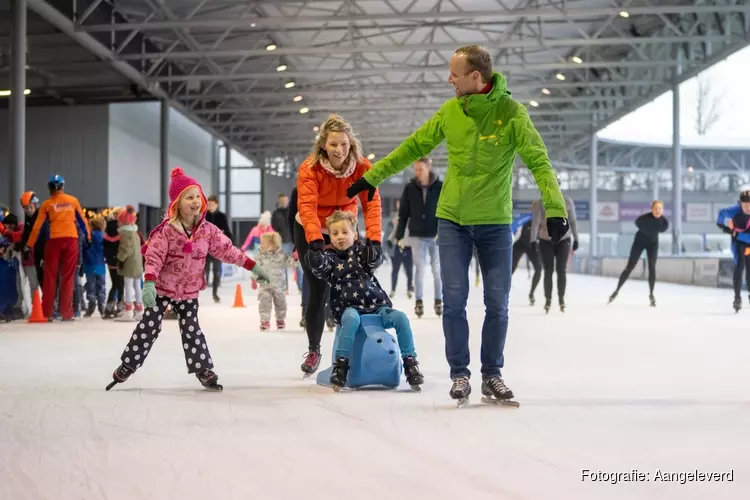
[308,241,391,324]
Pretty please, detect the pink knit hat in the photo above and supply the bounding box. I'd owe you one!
[118,205,137,225]
[168,166,207,219]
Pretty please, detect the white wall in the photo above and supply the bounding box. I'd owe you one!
[108,102,213,208]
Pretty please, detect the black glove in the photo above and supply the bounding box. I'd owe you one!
[364,239,382,265]
[346,177,377,201]
[13,242,23,253]
[308,239,325,252]
[718,223,733,235]
[305,250,324,270]
[546,217,569,244]
[572,239,579,251]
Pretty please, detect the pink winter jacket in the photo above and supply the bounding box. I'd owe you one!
[144,220,252,300]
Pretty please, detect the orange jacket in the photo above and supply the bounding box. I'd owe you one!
[27,192,90,247]
[297,157,382,243]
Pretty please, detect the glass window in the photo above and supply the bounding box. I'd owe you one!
[232,194,261,219]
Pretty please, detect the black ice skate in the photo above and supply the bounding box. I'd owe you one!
[389,290,396,299]
[481,376,519,408]
[434,299,443,317]
[301,349,321,378]
[84,302,96,318]
[213,294,220,303]
[734,297,742,313]
[529,294,535,306]
[102,302,118,319]
[407,289,414,300]
[559,297,566,313]
[325,316,335,332]
[544,298,551,314]
[450,376,472,408]
[608,291,618,304]
[649,294,656,307]
[415,299,424,318]
[196,369,223,391]
[402,356,424,391]
[105,363,135,391]
[329,356,350,392]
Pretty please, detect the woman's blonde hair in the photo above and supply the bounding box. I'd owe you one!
[310,114,363,166]
[651,200,664,209]
[168,188,204,225]
[325,210,357,231]
[261,231,282,251]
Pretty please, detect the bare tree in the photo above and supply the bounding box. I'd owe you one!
[695,74,723,135]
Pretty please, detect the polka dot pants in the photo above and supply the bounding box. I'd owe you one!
[119,295,213,374]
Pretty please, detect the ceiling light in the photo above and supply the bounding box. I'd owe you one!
[313,126,319,132]
[619,11,630,18]
[556,73,566,81]
[529,100,539,107]
[299,107,309,114]
[542,88,551,95]
[277,64,287,72]
[571,56,583,64]
[367,154,375,160]
[266,44,277,51]
[285,81,296,88]
[293,95,303,102]
[0,89,31,96]
[250,23,257,27]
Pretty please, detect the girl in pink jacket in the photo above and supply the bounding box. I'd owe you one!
[105,167,270,392]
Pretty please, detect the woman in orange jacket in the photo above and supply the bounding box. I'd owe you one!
[295,114,383,375]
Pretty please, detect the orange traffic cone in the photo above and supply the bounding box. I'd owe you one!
[28,289,47,323]
[232,284,245,308]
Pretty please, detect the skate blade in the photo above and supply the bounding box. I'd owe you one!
[105,380,117,391]
[332,385,342,393]
[302,372,314,379]
[456,397,470,408]
[410,385,422,393]
[203,384,223,391]
[480,396,520,408]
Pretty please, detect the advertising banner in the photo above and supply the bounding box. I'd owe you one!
[596,202,619,222]
[685,203,714,222]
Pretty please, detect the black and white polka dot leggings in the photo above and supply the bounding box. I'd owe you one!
[119,295,213,374]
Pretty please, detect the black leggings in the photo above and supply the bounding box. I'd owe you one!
[391,246,413,292]
[294,221,331,350]
[615,239,658,295]
[511,240,542,297]
[732,241,750,300]
[107,267,124,303]
[539,239,571,300]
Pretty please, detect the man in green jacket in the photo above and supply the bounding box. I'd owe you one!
[347,44,568,405]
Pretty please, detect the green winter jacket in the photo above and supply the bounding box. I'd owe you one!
[363,72,567,225]
[117,225,144,278]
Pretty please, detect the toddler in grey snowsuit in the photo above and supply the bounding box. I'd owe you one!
[255,232,295,331]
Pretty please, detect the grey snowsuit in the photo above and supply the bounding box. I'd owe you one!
[255,249,295,322]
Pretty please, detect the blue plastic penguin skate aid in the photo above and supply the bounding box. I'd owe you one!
[317,314,403,389]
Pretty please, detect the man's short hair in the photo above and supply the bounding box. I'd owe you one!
[415,157,432,167]
[207,195,219,203]
[455,45,493,83]
[278,193,288,199]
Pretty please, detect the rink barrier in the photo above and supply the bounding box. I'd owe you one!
[570,255,735,288]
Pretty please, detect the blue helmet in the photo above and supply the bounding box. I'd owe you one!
[48,174,65,191]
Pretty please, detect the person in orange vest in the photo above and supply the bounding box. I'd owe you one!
[26,175,91,321]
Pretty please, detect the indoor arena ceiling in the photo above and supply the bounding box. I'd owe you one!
[1,0,750,171]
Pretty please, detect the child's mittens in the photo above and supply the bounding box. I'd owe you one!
[251,264,271,284]
[142,281,157,308]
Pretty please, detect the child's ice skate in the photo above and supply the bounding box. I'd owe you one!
[84,302,96,318]
[649,294,656,307]
[608,291,618,304]
[115,304,134,322]
[450,376,471,408]
[276,319,285,330]
[544,298,551,314]
[407,288,414,299]
[734,297,742,313]
[414,299,424,318]
[402,355,423,391]
[260,320,271,332]
[329,356,350,392]
[105,363,135,391]
[301,349,321,378]
[325,316,335,332]
[196,368,223,391]
[102,302,118,319]
[559,297,566,313]
[434,299,442,317]
[133,304,144,322]
[529,294,535,306]
[480,376,519,408]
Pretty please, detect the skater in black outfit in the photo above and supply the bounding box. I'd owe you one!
[511,219,542,305]
[204,194,233,303]
[608,200,669,306]
[530,196,579,312]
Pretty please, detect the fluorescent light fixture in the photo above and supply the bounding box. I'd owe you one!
[529,100,539,107]
[266,44,277,51]
[556,73,566,81]
[299,107,309,114]
[277,64,287,72]
[619,11,630,18]
[313,126,320,132]
[0,89,31,96]
[250,23,257,27]
[293,95,303,102]
[367,154,375,160]
[571,56,583,64]
[284,81,296,88]
[542,88,551,95]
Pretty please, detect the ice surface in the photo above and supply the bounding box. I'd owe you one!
[1,266,748,500]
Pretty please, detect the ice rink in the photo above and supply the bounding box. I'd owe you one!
[1,265,748,500]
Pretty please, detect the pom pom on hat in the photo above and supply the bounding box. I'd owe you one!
[171,166,185,180]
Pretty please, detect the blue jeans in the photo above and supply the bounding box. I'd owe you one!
[438,219,512,379]
[85,273,107,307]
[335,307,417,359]
[281,242,294,290]
[411,237,442,301]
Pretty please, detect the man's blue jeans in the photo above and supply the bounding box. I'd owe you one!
[438,219,512,379]
[411,237,442,301]
[335,307,417,360]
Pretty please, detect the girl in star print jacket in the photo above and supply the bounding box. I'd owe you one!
[306,210,424,389]
[105,167,270,392]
